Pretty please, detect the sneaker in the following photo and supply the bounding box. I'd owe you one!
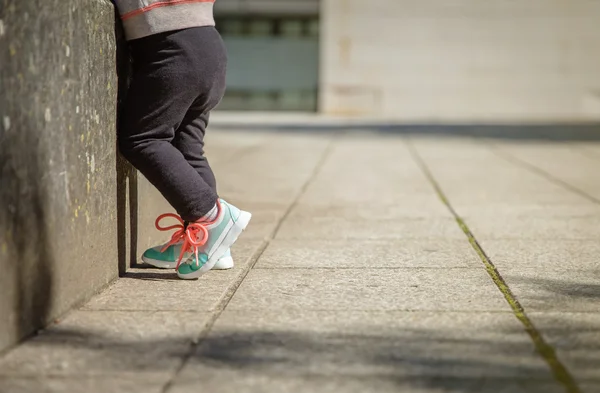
[142,244,234,270]
[151,200,251,280]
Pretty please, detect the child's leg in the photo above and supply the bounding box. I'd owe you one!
[173,112,217,194]
[131,28,249,279]
[141,112,237,271]
[118,30,221,222]
[171,27,226,195]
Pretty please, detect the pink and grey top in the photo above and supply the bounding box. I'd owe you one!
[115,0,216,41]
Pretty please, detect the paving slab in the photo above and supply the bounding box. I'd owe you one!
[212,133,331,204]
[276,217,466,240]
[255,239,482,269]
[498,268,600,312]
[407,138,496,160]
[491,142,600,201]
[81,272,233,312]
[290,196,452,218]
[297,137,441,207]
[529,312,600,385]
[229,239,265,268]
[170,375,564,393]
[411,139,588,206]
[206,130,270,166]
[0,376,166,393]
[226,269,509,312]
[225,209,281,241]
[170,311,558,393]
[579,382,600,393]
[456,204,600,219]
[477,239,600,270]
[448,189,588,206]
[299,182,438,205]
[578,144,600,159]
[464,215,600,240]
[429,171,585,206]
[83,236,263,312]
[0,310,207,377]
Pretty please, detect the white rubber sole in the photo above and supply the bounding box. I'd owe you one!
[213,256,234,270]
[177,211,251,280]
[142,255,234,270]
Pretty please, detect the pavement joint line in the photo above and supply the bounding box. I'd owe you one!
[252,266,482,270]
[486,143,600,206]
[452,237,600,241]
[406,139,583,393]
[206,309,516,314]
[160,135,338,393]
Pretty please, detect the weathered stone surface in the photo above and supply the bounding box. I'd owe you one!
[0,310,209,377]
[82,272,230,312]
[290,198,452,219]
[411,139,587,206]
[276,216,465,240]
[256,239,481,269]
[0,376,166,393]
[171,311,558,393]
[529,312,600,384]
[0,0,118,352]
[496,268,600,312]
[477,239,600,270]
[465,215,600,240]
[457,204,600,219]
[492,143,600,201]
[170,376,563,393]
[296,136,446,209]
[226,269,509,311]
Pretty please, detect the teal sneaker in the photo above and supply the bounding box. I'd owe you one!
[176,200,251,279]
[142,244,234,270]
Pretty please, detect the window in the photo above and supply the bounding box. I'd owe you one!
[215,16,320,112]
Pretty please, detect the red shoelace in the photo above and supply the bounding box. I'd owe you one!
[154,206,222,270]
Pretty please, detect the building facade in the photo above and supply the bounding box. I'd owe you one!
[217,0,600,122]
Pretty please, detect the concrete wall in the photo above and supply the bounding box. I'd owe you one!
[0,0,119,352]
[320,0,600,121]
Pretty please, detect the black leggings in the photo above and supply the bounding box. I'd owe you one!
[118,27,227,222]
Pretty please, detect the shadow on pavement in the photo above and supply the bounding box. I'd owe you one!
[3,320,599,392]
[114,9,139,277]
[531,278,600,300]
[121,271,181,281]
[507,273,600,301]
